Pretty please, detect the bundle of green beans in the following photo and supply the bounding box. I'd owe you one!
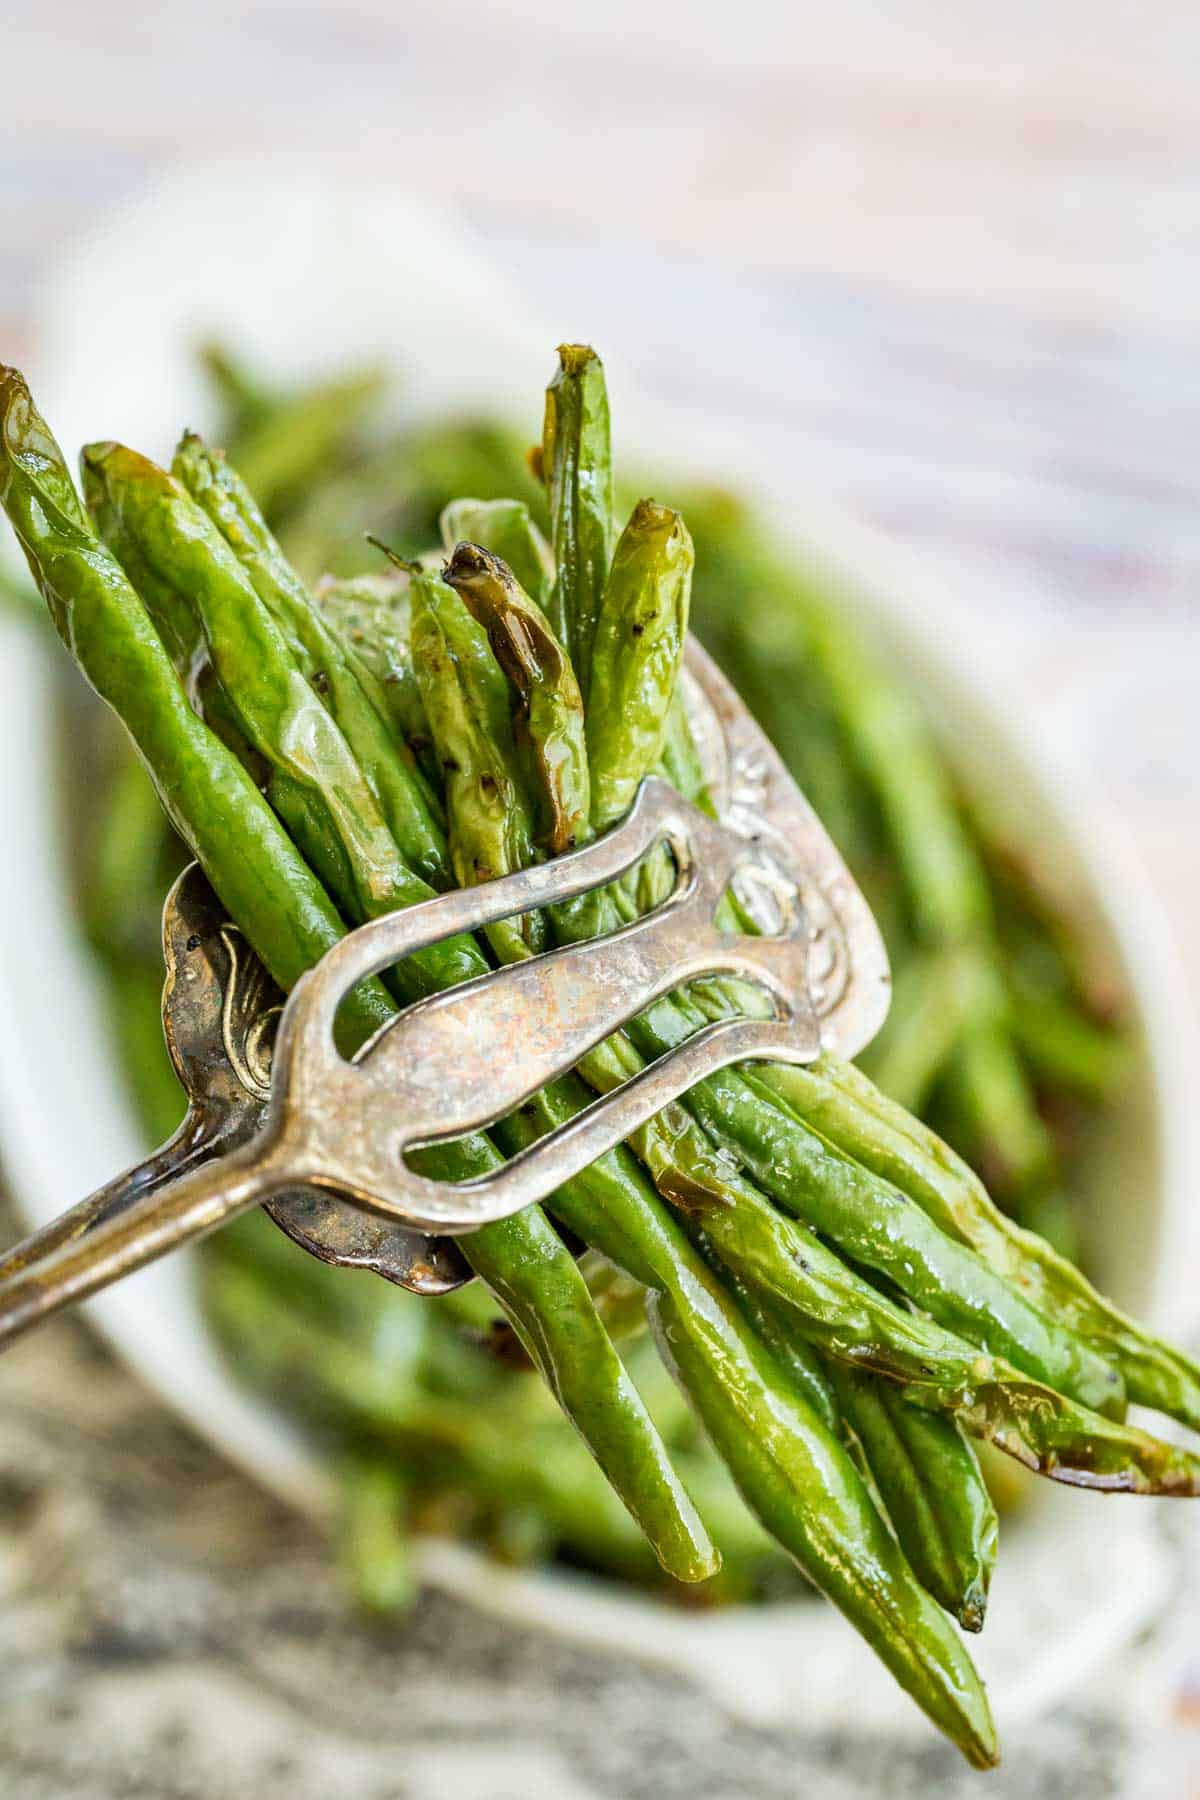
[196,342,1132,1267]
[5,345,1199,1772]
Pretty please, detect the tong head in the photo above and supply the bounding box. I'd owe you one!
[163,865,472,1293]
[260,653,891,1237]
[0,638,890,1345]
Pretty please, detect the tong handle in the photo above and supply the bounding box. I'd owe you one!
[0,1101,252,1285]
[0,1135,295,1350]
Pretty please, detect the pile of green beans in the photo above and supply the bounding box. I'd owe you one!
[5,342,1198,1771]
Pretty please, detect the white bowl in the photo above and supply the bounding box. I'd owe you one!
[1,157,1196,1742]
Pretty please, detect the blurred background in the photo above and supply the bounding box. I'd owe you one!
[2,2,1198,1795]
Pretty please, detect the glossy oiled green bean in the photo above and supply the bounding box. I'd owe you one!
[827,1364,997,1631]
[439,497,554,610]
[409,570,546,962]
[313,572,442,786]
[173,434,448,884]
[856,948,984,1116]
[648,1287,999,1770]
[453,1196,717,1583]
[567,661,1112,1432]
[558,1006,1196,1490]
[586,499,693,831]
[443,542,590,853]
[612,960,1124,1415]
[724,1278,840,1436]
[540,343,614,691]
[758,1055,1200,1429]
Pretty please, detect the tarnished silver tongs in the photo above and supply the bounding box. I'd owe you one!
[0,642,889,1347]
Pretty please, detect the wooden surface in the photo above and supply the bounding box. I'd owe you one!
[2,5,1199,1794]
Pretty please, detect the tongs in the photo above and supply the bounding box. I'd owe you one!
[0,643,889,1346]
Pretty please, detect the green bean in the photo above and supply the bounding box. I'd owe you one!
[760,1054,1200,1429]
[563,1035,1196,1489]
[586,499,693,831]
[338,1454,415,1616]
[222,363,385,514]
[723,1278,840,1435]
[443,541,590,854]
[409,583,1178,1757]
[313,572,441,786]
[81,458,209,681]
[196,339,277,439]
[648,1287,998,1769]
[439,497,554,610]
[670,1047,1121,1414]
[596,932,1123,1417]
[856,948,984,1116]
[540,344,615,690]
[409,570,545,962]
[172,434,448,881]
[537,618,1113,1433]
[454,1200,718,1583]
[946,1015,1058,1203]
[827,1365,997,1631]
[4,373,713,1588]
[1009,989,1131,1100]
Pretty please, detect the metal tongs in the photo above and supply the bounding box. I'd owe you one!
[0,643,889,1346]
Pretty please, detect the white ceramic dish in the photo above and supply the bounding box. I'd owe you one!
[1,158,1196,1741]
